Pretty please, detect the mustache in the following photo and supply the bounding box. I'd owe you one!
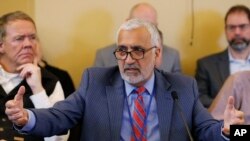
[229,37,249,45]
[124,64,140,70]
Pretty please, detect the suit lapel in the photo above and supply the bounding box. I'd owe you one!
[106,74,125,141]
[154,71,173,141]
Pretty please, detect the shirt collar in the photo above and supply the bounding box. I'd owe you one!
[124,72,155,97]
[228,49,250,63]
[0,65,21,84]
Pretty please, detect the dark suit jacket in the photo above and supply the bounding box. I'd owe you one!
[29,67,225,141]
[195,49,230,108]
[93,43,181,73]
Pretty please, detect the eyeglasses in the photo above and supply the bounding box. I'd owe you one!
[113,46,156,60]
[226,24,250,32]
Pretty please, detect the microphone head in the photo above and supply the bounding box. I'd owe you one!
[171,91,179,100]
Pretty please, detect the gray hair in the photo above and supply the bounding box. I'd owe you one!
[116,18,161,48]
[0,11,36,42]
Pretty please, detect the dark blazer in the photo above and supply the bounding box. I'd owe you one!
[93,43,181,73]
[195,49,230,108]
[29,67,225,141]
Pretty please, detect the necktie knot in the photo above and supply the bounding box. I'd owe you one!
[135,86,146,95]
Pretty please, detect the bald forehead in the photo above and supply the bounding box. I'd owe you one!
[226,11,249,23]
[129,4,158,26]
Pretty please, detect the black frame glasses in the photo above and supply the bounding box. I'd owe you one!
[113,46,156,60]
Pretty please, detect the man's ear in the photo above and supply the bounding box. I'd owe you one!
[155,47,162,68]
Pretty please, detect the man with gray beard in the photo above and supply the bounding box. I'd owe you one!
[195,5,250,108]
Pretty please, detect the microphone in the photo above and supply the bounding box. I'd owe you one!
[171,91,194,141]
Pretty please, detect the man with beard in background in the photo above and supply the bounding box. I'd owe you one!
[195,5,250,108]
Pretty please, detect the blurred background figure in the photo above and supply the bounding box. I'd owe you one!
[209,70,250,124]
[94,2,181,73]
[195,5,250,108]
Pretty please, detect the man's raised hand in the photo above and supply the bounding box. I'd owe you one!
[223,96,245,135]
[5,86,29,126]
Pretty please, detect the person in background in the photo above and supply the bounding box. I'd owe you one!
[209,70,250,124]
[195,5,250,108]
[94,2,181,73]
[5,19,244,141]
[0,11,68,141]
